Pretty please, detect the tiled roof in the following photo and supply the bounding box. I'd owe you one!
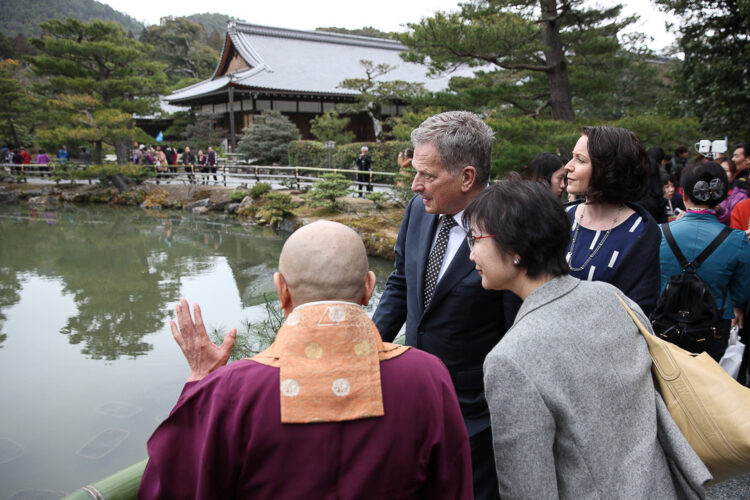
[166,21,471,103]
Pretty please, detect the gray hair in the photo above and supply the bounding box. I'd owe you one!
[411,111,495,186]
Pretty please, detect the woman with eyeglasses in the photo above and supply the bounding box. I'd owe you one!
[463,179,710,499]
[564,126,661,316]
[658,161,750,361]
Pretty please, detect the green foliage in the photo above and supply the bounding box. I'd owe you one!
[304,173,352,211]
[139,17,219,84]
[315,26,393,39]
[486,115,581,177]
[288,140,326,167]
[0,59,36,148]
[249,182,272,198]
[0,0,144,38]
[398,0,646,122]
[211,294,282,361]
[653,0,750,138]
[237,110,301,165]
[230,190,250,202]
[486,114,703,179]
[333,142,410,181]
[309,112,355,144]
[181,112,226,151]
[365,192,388,209]
[336,60,425,141]
[186,13,238,37]
[613,115,701,152]
[261,192,298,216]
[27,18,167,164]
[71,164,154,185]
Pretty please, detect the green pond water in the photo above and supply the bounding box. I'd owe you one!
[0,204,395,499]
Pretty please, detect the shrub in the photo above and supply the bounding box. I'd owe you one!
[249,182,272,198]
[237,110,300,165]
[309,111,355,145]
[304,173,352,211]
[261,191,298,216]
[288,140,326,167]
[71,164,154,185]
[365,192,388,209]
[230,190,250,202]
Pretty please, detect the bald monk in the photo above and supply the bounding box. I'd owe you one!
[139,221,472,500]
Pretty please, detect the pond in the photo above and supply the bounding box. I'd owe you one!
[0,204,396,499]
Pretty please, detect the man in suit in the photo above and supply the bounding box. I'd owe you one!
[372,111,520,500]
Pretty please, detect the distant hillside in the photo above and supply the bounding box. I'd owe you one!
[185,13,244,36]
[0,0,144,38]
[315,26,393,40]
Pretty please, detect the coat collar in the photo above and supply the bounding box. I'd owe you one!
[513,275,579,325]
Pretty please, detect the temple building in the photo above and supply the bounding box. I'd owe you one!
[165,21,468,143]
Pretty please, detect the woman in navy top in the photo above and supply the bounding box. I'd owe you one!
[659,161,750,360]
[564,126,661,316]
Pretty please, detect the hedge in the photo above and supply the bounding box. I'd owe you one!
[289,114,702,182]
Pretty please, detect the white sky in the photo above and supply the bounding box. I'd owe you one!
[99,0,680,53]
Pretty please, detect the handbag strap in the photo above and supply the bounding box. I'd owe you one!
[615,293,681,380]
[661,223,733,272]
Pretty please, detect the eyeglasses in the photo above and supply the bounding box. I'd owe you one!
[467,232,497,251]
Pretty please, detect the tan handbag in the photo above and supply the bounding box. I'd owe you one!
[617,293,750,483]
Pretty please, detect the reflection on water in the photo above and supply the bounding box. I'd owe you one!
[0,204,395,497]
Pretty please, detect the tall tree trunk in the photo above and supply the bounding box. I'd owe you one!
[540,0,576,122]
[115,138,130,166]
[93,140,103,164]
[7,118,20,149]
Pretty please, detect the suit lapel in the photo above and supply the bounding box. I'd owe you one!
[423,237,474,315]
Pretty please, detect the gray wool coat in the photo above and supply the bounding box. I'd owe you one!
[484,275,711,499]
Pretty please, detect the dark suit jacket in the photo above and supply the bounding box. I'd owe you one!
[373,195,520,436]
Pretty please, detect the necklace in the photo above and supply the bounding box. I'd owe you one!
[567,204,624,272]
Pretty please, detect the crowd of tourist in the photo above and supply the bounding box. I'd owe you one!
[3,112,749,498]
[137,111,750,499]
[129,143,220,184]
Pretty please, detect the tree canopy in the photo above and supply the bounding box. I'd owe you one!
[139,17,220,86]
[337,60,424,141]
[654,0,750,139]
[397,0,651,122]
[26,18,167,163]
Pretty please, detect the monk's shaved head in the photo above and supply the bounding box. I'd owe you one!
[279,220,369,304]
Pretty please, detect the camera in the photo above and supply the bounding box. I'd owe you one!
[694,138,728,159]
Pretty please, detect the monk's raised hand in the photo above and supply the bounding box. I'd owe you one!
[170,298,237,382]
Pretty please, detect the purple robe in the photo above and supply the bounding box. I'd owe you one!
[139,349,472,499]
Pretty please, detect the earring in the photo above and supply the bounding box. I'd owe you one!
[513,257,520,265]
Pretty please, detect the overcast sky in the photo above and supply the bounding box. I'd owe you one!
[98,0,680,53]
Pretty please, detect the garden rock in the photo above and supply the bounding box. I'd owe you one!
[185,198,211,211]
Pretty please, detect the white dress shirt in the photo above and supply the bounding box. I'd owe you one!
[429,210,468,283]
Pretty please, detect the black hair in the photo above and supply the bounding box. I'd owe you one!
[582,126,650,204]
[680,161,729,207]
[647,146,665,165]
[524,152,565,187]
[463,179,570,278]
[733,143,750,159]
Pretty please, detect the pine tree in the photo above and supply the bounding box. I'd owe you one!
[398,0,640,122]
[337,60,423,141]
[309,112,354,145]
[27,19,167,164]
[654,0,750,138]
[237,110,300,165]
